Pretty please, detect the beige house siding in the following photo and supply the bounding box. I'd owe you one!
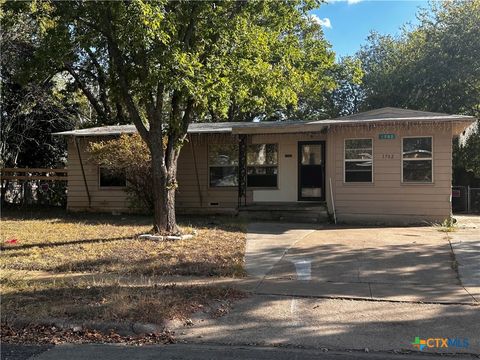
[67,137,130,212]
[66,122,455,224]
[66,134,250,213]
[176,134,252,213]
[326,123,453,224]
[250,133,326,202]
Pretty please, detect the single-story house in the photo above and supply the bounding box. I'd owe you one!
[55,107,476,224]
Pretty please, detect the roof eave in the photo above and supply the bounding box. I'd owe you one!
[231,123,327,135]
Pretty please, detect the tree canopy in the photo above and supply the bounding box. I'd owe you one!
[358,0,480,117]
[2,0,344,231]
[0,11,79,167]
[357,0,480,177]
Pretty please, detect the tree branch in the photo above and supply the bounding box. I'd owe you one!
[85,47,112,119]
[103,14,150,144]
[64,63,108,121]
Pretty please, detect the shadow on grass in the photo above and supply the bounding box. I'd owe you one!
[0,235,144,252]
[1,207,244,230]
[1,207,152,226]
[1,282,244,325]
[50,254,246,277]
[2,279,479,353]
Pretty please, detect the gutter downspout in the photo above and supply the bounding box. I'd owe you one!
[189,134,203,207]
[74,136,91,208]
[329,177,336,224]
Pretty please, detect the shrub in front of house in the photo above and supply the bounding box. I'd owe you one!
[88,134,153,213]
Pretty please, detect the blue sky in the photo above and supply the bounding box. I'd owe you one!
[311,0,428,58]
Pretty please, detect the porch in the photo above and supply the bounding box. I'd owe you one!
[238,201,329,223]
[235,133,327,210]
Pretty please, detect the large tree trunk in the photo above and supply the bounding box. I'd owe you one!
[150,139,179,235]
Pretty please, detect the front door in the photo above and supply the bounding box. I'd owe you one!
[298,141,325,201]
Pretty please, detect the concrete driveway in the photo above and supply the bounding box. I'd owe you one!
[448,215,480,300]
[168,220,480,355]
[246,222,478,304]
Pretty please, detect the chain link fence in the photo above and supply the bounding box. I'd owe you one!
[452,186,480,213]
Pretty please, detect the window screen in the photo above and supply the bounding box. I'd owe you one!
[208,144,239,187]
[99,167,127,187]
[247,144,278,187]
[344,139,373,183]
[402,137,433,182]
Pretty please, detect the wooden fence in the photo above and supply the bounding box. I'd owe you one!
[1,168,68,181]
[1,168,68,207]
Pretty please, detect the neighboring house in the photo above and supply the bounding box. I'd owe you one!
[55,107,475,224]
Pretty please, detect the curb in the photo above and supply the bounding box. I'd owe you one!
[3,317,167,337]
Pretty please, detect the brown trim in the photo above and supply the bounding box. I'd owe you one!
[74,137,91,207]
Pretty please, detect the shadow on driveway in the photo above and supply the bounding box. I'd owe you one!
[246,223,478,304]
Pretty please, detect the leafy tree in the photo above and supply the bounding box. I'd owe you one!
[6,0,337,233]
[0,11,79,168]
[359,0,480,116]
[325,56,364,117]
[357,0,480,178]
[280,56,363,121]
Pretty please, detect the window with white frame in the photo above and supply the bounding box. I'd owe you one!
[247,144,278,187]
[402,137,433,183]
[99,167,127,188]
[344,139,373,182]
[208,144,239,187]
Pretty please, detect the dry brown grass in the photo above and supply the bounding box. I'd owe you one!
[1,277,245,325]
[1,209,247,332]
[0,209,246,277]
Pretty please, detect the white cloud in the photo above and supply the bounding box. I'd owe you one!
[328,0,363,4]
[311,15,332,28]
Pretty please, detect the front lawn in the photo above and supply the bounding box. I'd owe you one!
[1,277,244,325]
[0,209,247,343]
[0,209,246,277]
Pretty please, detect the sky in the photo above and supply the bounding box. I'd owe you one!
[310,0,428,58]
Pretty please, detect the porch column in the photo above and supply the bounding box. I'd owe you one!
[238,134,247,207]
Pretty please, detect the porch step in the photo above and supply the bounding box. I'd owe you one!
[238,202,330,223]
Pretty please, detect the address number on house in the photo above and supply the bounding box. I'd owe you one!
[379,133,396,140]
[381,154,395,159]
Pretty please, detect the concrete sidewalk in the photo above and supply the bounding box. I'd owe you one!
[171,294,480,354]
[448,215,480,300]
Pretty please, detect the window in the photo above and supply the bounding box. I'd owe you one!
[344,139,373,182]
[99,167,126,188]
[402,137,433,183]
[247,144,278,187]
[209,144,238,187]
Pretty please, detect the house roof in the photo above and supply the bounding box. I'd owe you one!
[54,122,248,136]
[53,107,476,137]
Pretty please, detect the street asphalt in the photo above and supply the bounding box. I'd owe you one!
[2,343,479,360]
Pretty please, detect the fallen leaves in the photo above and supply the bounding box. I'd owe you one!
[1,324,175,345]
